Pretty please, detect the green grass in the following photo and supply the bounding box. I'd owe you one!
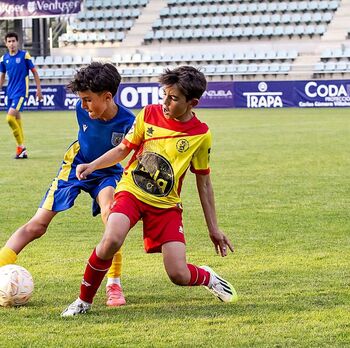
[0,108,349,347]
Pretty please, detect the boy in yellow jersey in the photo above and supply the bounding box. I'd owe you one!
[0,32,42,159]
[62,66,238,316]
[0,62,135,307]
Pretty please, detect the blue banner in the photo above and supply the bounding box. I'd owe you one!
[0,0,82,19]
[235,80,350,108]
[1,80,350,111]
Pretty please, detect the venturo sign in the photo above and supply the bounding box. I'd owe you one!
[0,0,82,19]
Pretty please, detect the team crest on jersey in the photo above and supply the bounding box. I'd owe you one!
[176,139,189,153]
[146,127,154,137]
[16,58,21,64]
[111,132,124,146]
[132,152,174,197]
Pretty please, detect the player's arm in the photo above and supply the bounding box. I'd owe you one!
[77,142,132,180]
[195,173,234,257]
[0,72,5,89]
[31,68,43,101]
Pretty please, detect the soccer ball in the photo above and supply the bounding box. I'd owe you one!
[0,264,34,307]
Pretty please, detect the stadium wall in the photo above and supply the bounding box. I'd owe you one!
[1,80,350,110]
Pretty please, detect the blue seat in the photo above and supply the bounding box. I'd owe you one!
[263,26,274,37]
[223,27,234,38]
[267,3,277,12]
[284,25,294,36]
[256,3,267,12]
[269,63,279,73]
[274,26,284,36]
[312,12,322,23]
[270,14,281,24]
[276,50,288,59]
[324,61,336,71]
[314,62,325,71]
[193,28,204,39]
[232,27,243,38]
[183,28,193,39]
[226,65,236,74]
[230,16,240,26]
[280,63,290,73]
[316,24,326,35]
[216,65,226,74]
[252,26,264,38]
[247,63,258,73]
[322,12,333,22]
[307,1,319,11]
[301,13,312,24]
[335,61,347,71]
[240,16,250,26]
[242,27,253,37]
[237,64,248,73]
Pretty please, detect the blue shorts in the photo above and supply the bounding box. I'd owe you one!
[39,141,122,216]
[8,97,26,112]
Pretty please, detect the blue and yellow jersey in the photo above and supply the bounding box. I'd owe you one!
[0,50,34,99]
[117,104,211,208]
[75,100,135,177]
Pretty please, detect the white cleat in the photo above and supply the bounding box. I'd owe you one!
[201,266,238,303]
[61,298,91,317]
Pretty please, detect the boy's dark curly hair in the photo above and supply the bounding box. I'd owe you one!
[68,62,121,97]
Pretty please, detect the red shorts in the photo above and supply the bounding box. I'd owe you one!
[110,191,185,253]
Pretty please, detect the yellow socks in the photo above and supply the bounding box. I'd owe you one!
[0,246,17,267]
[16,118,24,145]
[106,249,122,279]
[6,114,23,146]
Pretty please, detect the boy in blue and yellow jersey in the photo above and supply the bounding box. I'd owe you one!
[0,62,135,307]
[62,66,238,317]
[0,32,42,159]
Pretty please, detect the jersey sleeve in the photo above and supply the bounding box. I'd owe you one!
[122,108,145,150]
[0,56,6,73]
[25,52,35,70]
[190,130,212,175]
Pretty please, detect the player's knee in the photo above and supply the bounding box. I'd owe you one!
[100,208,110,225]
[99,232,122,256]
[167,268,189,286]
[24,221,48,239]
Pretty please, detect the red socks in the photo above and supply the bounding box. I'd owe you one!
[80,249,112,303]
[187,264,210,286]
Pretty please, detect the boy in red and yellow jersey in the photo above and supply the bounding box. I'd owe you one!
[61,66,238,316]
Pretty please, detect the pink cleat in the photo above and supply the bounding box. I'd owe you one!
[106,284,126,307]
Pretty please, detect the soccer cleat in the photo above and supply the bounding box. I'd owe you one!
[201,266,238,303]
[61,298,91,317]
[106,284,126,307]
[15,146,28,159]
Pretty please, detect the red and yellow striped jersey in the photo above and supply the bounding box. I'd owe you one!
[116,104,211,208]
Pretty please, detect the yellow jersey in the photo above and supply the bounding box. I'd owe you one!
[116,104,211,208]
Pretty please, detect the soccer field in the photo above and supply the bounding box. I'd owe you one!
[0,108,349,347]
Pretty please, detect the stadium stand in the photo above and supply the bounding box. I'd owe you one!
[26,0,350,83]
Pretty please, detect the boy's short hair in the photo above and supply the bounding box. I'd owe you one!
[68,62,121,97]
[5,32,18,42]
[159,66,207,101]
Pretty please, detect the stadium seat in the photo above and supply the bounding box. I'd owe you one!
[34,56,44,65]
[280,63,290,73]
[44,56,54,65]
[247,63,258,73]
[335,61,347,71]
[72,56,83,64]
[324,61,336,71]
